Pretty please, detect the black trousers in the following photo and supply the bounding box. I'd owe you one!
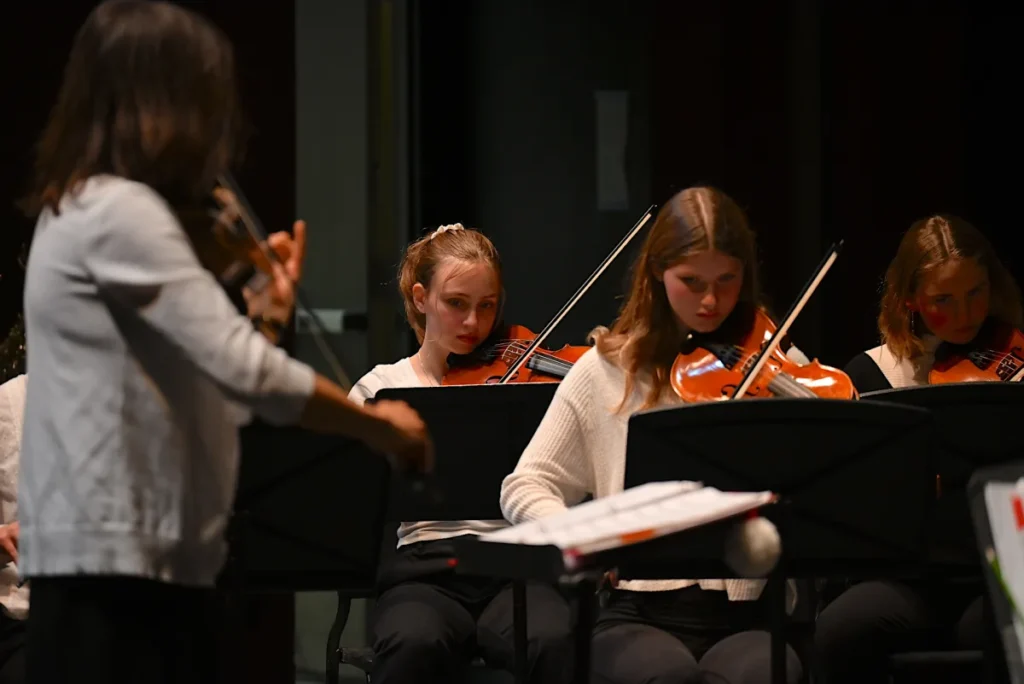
[25,576,220,684]
[592,586,803,684]
[371,539,574,684]
[814,579,984,684]
[0,610,24,684]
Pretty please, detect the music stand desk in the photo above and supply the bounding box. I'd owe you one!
[863,382,1024,567]
[372,384,557,684]
[374,384,557,521]
[622,398,937,684]
[218,421,393,594]
[453,510,753,684]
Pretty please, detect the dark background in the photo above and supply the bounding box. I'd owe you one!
[2,1,1020,368]
[414,0,1022,366]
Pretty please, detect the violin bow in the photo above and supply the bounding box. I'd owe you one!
[216,172,354,391]
[496,206,657,384]
[730,241,844,400]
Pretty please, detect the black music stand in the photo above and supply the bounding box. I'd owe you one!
[968,462,1023,684]
[374,383,557,521]
[452,507,760,684]
[622,398,937,684]
[217,420,393,593]
[371,384,558,684]
[863,383,1024,567]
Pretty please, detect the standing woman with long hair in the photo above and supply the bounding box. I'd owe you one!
[17,2,431,683]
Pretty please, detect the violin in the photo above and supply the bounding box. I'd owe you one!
[441,206,657,386]
[671,241,857,403]
[671,305,856,402]
[176,186,267,292]
[929,318,1024,384]
[177,173,354,390]
[443,324,589,385]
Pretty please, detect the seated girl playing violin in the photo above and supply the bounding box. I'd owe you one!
[500,186,805,684]
[348,224,572,684]
[842,214,1023,392]
[814,214,1022,684]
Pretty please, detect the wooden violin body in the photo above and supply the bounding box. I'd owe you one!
[176,185,272,292]
[440,208,654,387]
[929,319,1024,384]
[670,307,857,402]
[443,324,590,385]
[176,174,355,388]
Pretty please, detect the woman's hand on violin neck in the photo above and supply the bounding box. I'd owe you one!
[243,220,308,328]
[0,521,19,564]
[244,260,295,329]
[268,219,307,283]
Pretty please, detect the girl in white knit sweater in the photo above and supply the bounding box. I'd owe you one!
[501,186,804,684]
[350,225,572,684]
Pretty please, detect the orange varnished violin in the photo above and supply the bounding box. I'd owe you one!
[671,241,858,403]
[929,318,1024,384]
[178,172,354,389]
[671,305,856,402]
[443,324,590,385]
[442,207,657,386]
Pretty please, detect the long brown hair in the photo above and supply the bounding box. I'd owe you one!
[592,186,760,410]
[22,0,242,216]
[397,224,504,344]
[879,214,1023,361]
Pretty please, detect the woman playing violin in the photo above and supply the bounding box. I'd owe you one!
[348,224,572,684]
[815,214,1023,684]
[18,3,430,684]
[501,186,805,684]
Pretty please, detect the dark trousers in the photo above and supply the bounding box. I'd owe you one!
[592,586,803,684]
[25,576,220,684]
[371,539,573,684]
[814,579,984,684]
[0,610,24,684]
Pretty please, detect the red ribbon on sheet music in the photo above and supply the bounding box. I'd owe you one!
[1012,494,1024,530]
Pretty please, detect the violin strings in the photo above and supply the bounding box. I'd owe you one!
[949,349,1023,368]
[481,338,575,372]
[964,350,1017,362]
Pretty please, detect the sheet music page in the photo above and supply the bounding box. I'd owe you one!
[486,481,700,544]
[483,481,773,556]
[984,481,1024,683]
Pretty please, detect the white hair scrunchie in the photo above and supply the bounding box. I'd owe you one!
[430,223,465,240]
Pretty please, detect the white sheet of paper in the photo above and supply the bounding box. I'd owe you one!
[482,481,773,558]
[984,482,1024,682]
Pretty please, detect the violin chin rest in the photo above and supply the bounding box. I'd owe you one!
[723,516,781,578]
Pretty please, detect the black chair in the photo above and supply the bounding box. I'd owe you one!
[325,522,512,683]
[887,650,984,684]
